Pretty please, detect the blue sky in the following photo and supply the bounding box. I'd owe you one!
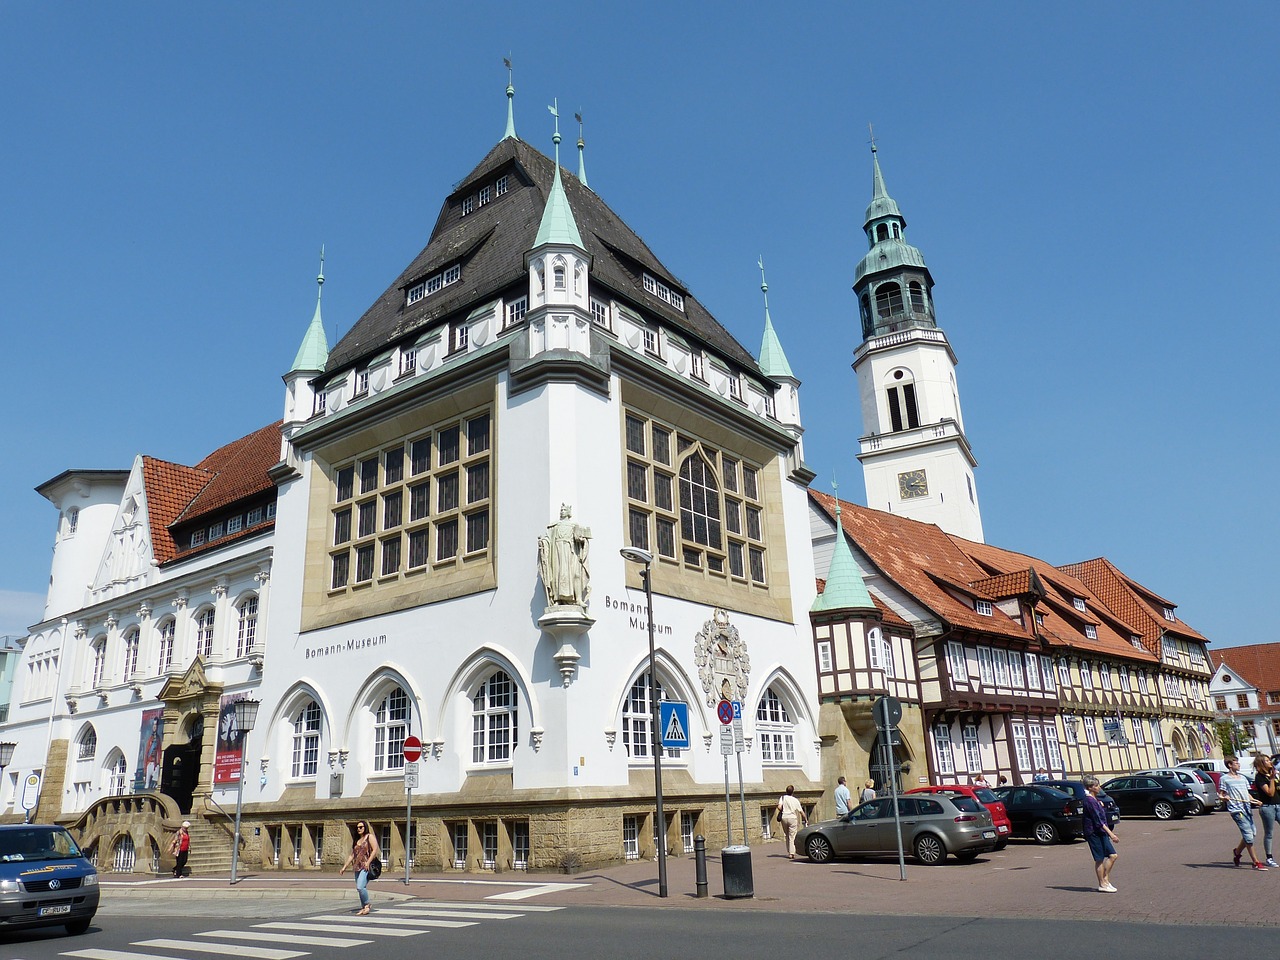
[2,3,1276,647]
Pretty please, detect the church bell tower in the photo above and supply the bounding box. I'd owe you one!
[852,141,984,542]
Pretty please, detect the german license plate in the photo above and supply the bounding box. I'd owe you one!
[39,904,71,917]
[982,830,996,839]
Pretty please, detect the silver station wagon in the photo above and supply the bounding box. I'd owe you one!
[0,825,100,936]
[796,794,998,865]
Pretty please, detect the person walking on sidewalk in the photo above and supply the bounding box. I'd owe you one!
[776,785,808,859]
[341,820,382,914]
[834,776,852,818]
[169,821,190,879]
[860,779,877,804]
[1252,754,1280,867]
[1222,756,1267,870]
[1082,775,1119,893]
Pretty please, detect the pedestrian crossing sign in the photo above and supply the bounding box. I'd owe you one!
[660,701,691,749]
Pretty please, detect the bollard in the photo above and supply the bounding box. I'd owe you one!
[694,835,708,898]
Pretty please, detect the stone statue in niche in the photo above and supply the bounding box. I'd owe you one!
[538,504,592,609]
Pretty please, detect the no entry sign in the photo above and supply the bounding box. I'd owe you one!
[402,735,423,763]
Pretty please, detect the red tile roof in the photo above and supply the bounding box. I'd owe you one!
[141,422,281,563]
[809,491,1029,642]
[1211,644,1280,694]
[1059,557,1209,650]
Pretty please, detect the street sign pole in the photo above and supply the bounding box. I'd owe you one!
[718,699,735,846]
[723,754,733,846]
[732,704,748,844]
[402,736,423,885]
[874,696,907,881]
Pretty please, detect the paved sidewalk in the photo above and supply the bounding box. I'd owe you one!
[100,812,1280,926]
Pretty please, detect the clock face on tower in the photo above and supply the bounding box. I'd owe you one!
[898,469,928,499]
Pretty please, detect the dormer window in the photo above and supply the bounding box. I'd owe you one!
[355,369,369,396]
[1084,625,1098,639]
[642,326,658,355]
[690,351,704,381]
[208,521,225,541]
[590,298,610,328]
[401,347,418,377]
[1073,597,1087,612]
[642,273,685,311]
[976,600,993,616]
[461,195,475,216]
[190,529,206,547]
[453,323,469,352]
[506,296,528,327]
[478,185,491,207]
[407,265,461,306]
[764,394,775,418]
[1163,606,1176,621]
[727,375,742,402]
[314,391,327,415]
[496,175,509,196]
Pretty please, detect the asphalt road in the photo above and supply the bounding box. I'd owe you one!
[4,903,1277,960]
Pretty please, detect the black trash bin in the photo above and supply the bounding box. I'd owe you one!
[720,844,754,899]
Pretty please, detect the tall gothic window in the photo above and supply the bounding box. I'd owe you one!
[373,686,410,772]
[78,725,98,760]
[292,701,322,779]
[472,671,518,763]
[622,673,678,760]
[236,596,259,658]
[196,608,215,660]
[756,687,796,764]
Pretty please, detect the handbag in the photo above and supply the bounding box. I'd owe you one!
[368,855,383,880]
[775,808,783,824]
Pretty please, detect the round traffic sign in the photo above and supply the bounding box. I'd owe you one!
[402,735,423,763]
[874,696,902,728]
[717,700,734,725]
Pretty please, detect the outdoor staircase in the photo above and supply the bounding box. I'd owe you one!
[180,799,241,878]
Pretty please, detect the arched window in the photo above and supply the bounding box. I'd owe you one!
[237,596,259,658]
[860,293,874,337]
[876,223,889,242]
[122,628,140,679]
[552,259,566,291]
[756,686,796,764]
[106,752,128,795]
[90,637,107,687]
[623,672,678,760]
[678,452,722,551]
[886,370,920,432]
[291,701,322,778]
[909,281,927,314]
[78,725,98,760]
[157,618,175,673]
[373,686,410,772]
[892,223,900,239]
[534,264,545,297]
[573,262,584,296]
[196,608,215,660]
[472,671,518,763]
[875,282,904,318]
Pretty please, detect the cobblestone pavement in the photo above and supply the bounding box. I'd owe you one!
[100,811,1278,925]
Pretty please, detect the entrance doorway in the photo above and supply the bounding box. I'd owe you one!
[161,718,203,814]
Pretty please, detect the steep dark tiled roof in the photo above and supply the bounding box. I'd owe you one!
[327,138,761,376]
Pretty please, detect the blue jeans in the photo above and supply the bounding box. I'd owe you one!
[355,868,370,907]
[1260,805,1280,858]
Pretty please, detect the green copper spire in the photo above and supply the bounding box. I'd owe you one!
[575,110,589,189]
[812,484,876,613]
[290,247,329,373]
[864,125,902,224]
[533,99,584,248]
[503,57,518,141]
[756,257,794,379]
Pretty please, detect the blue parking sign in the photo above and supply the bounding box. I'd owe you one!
[659,701,691,749]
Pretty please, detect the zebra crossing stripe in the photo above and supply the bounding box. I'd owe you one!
[65,950,196,960]
[134,939,308,960]
[304,914,475,929]
[388,900,562,912]
[198,931,371,948]
[254,922,423,938]
[370,907,521,920]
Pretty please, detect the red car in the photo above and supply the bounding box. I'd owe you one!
[907,784,1012,848]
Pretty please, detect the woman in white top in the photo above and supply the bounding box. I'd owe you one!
[776,785,808,859]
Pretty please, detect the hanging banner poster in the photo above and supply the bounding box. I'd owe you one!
[135,707,165,791]
[214,692,248,785]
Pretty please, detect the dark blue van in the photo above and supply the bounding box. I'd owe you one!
[0,825,100,935]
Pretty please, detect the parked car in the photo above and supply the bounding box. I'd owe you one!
[1102,774,1198,820]
[1036,779,1122,829]
[1136,768,1219,814]
[0,824,100,936]
[797,794,999,866]
[991,784,1082,843]
[907,784,1013,848]
[1176,759,1229,790]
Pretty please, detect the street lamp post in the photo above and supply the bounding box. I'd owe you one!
[229,698,261,885]
[620,546,667,899]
